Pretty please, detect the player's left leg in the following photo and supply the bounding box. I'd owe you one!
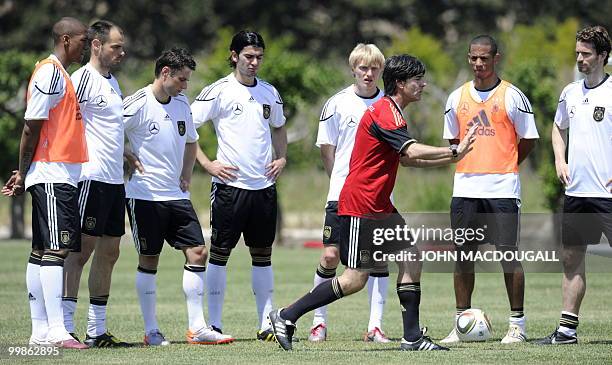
[364,266,390,343]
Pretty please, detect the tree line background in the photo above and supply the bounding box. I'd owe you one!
[1,1,611,237]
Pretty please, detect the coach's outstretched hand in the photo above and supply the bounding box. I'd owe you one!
[457,124,478,160]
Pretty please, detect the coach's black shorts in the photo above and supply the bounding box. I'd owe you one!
[210,183,277,249]
[28,183,81,252]
[125,198,204,256]
[78,180,125,237]
[450,197,520,247]
[562,195,612,247]
[338,211,410,270]
[322,201,340,246]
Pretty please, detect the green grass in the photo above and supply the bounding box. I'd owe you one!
[1,240,611,364]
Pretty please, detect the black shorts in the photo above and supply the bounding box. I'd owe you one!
[322,201,340,246]
[210,183,277,249]
[78,180,125,237]
[28,183,81,252]
[338,212,409,270]
[125,198,205,256]
[450,197,520,247]
[562,195,612,247]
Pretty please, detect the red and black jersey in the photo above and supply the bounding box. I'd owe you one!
[338,96,416,218]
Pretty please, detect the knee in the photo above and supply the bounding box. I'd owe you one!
[138,255,159,271]
[209,245,231,266]
[321,247,340,269]
[249,247,272,267]
[338,271,368,295]
[186,245,208,266]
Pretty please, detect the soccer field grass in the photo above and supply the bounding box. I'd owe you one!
[0,240,610,364]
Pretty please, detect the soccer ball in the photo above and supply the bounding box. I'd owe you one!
[456,308,492,341]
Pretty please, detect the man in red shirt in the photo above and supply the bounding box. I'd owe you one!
[269,54,476,351]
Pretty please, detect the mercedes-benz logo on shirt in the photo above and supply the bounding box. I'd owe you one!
[94,95,107,108]
[346,115,358,127]
[148,121,160,134]
[233,103,243,115]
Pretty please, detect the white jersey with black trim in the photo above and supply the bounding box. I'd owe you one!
[123,85,198,201]
[24,54,81,189]
[71,63,124,184]
[554,75,612,198]
[191,73,286,190]
[316,85,383,202]
[443,80,539,198]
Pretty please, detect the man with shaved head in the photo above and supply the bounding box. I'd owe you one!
[2,16,89,349]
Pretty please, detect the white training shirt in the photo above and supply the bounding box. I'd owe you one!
[443,80,540,199]
[24,54,82,189]
[191,73,286,190]
[123,85,198,201]
[316,85,383,202]
[71,63,124,184]
[554,75,612,198]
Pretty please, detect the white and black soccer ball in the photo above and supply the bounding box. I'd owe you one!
[456,308,492,342]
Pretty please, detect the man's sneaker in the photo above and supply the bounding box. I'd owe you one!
[440,328,460,344]
[50,338,89,349]
[308,323,327,342]
[143,329,170,346]
[211,325,223,334]
[187,326,234,345]
[501,324,527,344]
[84,331,132,348]
[535,329,578,345]
[400,328,449,352]
[364,327,391,343]
[269,308,296,351]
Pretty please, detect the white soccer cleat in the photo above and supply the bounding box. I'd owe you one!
[364,327,391,343]
[501,324,527,344]
[187,326,234,345]
[440,328,461,344]
[29,336,51,346]
[144,329,171,346]
[308,323,327,342]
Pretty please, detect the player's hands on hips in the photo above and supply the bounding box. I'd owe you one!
[607,178,612,193]
[266,157,286,181]
[457,124,478,159]
[555,160,571,186]
[124,150,145,179]
[1,170,24,197]
[180,175,191,192]
[206,160,238,183]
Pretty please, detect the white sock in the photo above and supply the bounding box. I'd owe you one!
[62,300,77,333]
[26,262,48,340]
[251,266,274,330]
[87,304,107,337]
[183,267,207,332]
[206,263,226,330]
[509,315,526,332]
[136,270,158,333]
[312,273,332,327]
[40,264,70,341]
[367,275,388,331]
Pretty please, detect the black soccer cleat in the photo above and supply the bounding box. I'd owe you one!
[69,332,81,342]
[535,329,578,345]
[84,331,132,348]
[268,308,296,351]
[257,328,276,342]
[400,332,450,351]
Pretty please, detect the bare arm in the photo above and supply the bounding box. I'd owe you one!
[551,123,570,186]
[195,143,238,183]
[517,138,537,165]
[400,125,477,167]
[266,125,287,180]
[320,144,336,177]
[180,142,197,192]
[2,119,43,196]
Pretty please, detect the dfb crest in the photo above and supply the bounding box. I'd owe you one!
[263,104,271,119]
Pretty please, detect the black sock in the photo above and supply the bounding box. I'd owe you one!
[281,277,344,323]
[397,282,421,342]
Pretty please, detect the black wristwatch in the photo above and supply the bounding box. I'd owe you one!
[449,144,458,158]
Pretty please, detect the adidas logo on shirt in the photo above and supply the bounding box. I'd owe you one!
[164,114,170,120]
[467,110,496,136]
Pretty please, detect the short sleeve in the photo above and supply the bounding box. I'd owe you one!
[506,86,539,139]
[123,93,146,133]
[269,88,286,128]
[186,109,199,143]
[370,121,416,154]
[554,87,570,130]
[192,82,223,128]
[442,89,460,140]
[315,97,339,147]
[24,63,65,120]
[71,68,93,105]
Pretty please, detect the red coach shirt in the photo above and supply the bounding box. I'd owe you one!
[338,96,416,218]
